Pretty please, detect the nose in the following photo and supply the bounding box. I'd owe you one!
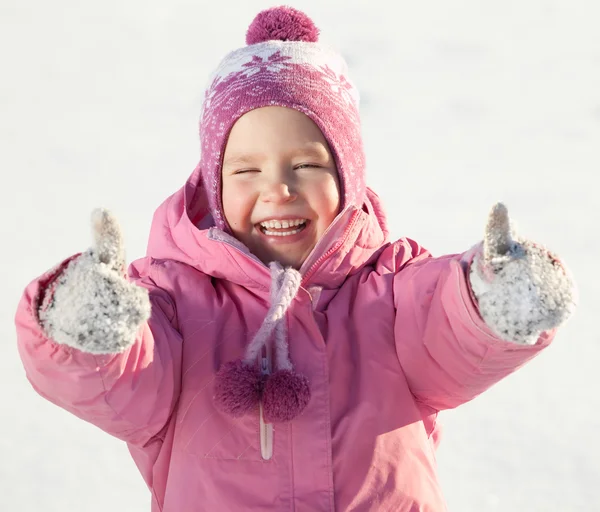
[261,176,298,204]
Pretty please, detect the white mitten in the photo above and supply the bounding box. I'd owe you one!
[39,209,151,354]
[469,203,576,345]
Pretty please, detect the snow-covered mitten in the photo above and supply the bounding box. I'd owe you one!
[39,209,151,354]
[469,203,576,344]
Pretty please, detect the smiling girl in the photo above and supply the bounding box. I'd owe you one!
[16,7,575,511]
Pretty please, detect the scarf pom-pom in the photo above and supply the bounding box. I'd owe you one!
[262,369,311,423]
[214,360,263,417]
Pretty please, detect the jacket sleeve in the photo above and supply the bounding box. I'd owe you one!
[15,255,183,447]
[392,238,554,411]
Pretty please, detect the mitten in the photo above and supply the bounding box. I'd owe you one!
[39,209,151,354]
[469,203,576,345]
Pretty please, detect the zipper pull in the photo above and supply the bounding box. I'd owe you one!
[261,355,270,376]
[259,352,273,460]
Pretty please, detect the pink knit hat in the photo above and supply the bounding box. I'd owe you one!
[207,7,366,423]
[199,5,366,231]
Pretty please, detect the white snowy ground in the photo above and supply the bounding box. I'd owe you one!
[1,1,598,510]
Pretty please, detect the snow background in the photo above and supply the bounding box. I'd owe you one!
[1,0,598,510]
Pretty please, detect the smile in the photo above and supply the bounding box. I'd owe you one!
[258,219,308,237]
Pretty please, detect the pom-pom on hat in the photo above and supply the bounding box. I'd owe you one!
[246,6,320,44]
[197,5,366,231]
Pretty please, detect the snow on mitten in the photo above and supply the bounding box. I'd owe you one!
[39,209,151,354]
[469,203,576,344]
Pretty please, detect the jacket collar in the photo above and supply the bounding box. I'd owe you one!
[146,164,389,293]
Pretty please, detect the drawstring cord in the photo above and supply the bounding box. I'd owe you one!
[214,262,311,422]
[244,263,301,365]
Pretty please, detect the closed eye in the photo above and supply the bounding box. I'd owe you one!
[294,163,321,170]
[233,169,259,175]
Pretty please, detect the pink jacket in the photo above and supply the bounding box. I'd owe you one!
[16,168,553,511]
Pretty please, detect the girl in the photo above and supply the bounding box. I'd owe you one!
[15,6,576,511]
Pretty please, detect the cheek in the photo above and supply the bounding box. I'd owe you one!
[311,175,341,221]
[222,180,255,229]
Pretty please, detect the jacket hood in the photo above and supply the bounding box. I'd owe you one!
[146,163,390,291]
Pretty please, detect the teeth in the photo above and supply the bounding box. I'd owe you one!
[259,219,308,237]
[259,219,307,229]
[263,228,303,237]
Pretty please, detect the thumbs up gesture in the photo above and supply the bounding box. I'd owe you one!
[39,209,151,354]
[469,203,576,344]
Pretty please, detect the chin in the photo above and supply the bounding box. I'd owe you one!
[271,255,302,269]
[261,250,306,269]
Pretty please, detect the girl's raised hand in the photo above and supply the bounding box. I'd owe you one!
[39,209,151,354]
[469,203,576,344]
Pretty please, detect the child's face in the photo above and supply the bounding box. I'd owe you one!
[222,106,340,269]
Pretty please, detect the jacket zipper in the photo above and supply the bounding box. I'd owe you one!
[208,214,361,460]
[301,210,362,285]
[260,347,273,460]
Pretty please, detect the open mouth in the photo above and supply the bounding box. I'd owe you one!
[258,219,309,237]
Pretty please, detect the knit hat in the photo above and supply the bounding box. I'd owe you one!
[199,5,366,231]
[208,6,365,423]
